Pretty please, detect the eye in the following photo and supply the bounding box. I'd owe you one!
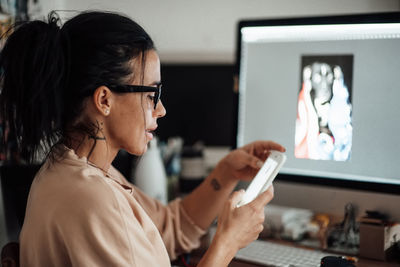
[147,94,155,101]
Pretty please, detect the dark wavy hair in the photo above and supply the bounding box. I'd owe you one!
[0,11,154,162]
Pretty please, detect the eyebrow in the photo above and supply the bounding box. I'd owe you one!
[149,81,162,86]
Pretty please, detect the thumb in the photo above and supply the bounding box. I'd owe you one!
[229,189,245,209]
[249,185,274,208]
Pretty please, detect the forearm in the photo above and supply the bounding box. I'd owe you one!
[181,162,238,230]
[196,233,237,267]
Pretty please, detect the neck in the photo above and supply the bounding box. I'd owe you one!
[66,133,118,174]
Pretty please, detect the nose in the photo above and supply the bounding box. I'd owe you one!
[154,100,166,118]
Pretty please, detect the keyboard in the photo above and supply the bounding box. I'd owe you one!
[235,239,339,267]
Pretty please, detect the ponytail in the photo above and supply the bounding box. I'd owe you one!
[1,11,154,162]
[0,12,69,162]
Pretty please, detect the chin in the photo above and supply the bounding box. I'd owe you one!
[140,144,148,154]
[123,133,151,155]
[124,142,148,156]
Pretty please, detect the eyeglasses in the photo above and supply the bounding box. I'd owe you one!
[107,83,162,110]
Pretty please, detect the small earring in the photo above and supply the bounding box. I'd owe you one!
[104,109,110,115]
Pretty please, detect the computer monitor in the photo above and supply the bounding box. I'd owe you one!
[235,12,400,220]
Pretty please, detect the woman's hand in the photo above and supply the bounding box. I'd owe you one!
[217,141,285,182]
[181,141,283,234]
[205,187,274,265]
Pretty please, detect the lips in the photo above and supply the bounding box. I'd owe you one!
[145,131,154,140]
[145,125,157,140]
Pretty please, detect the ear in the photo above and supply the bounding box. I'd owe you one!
[92,86,113,116]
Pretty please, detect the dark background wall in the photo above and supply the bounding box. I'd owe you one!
[157,64,236,147]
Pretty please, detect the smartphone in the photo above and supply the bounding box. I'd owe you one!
[237,151,286,207]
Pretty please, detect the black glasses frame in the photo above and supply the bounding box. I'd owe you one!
[107,84,162,110]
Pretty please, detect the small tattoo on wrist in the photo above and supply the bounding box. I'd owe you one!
[211,178,221,191]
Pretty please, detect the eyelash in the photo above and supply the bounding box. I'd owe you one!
[147,95,155,101]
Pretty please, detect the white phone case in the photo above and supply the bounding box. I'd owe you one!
[237,151,286,207]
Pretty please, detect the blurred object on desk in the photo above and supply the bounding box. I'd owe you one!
[160,137,183,201]
[327,203,359,255]
[311,213,331,250]
[320,255,356,267]
[263,204,314,241]
[359,210,400,261]
[161,136,183,177]
[203,146,230,173]
[160,137,230,199]
[179,142,205,195]
[133,137,168,204]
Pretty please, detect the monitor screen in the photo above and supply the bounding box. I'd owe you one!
[236,12,400,193]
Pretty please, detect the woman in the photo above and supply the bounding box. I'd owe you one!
[0,11,285,266]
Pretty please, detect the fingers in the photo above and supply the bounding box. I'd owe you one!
[253,141,286,155]
[231,141,286,171]
[229,190,245,209]
[249,185,274,208]
[243,153,264,170]
[232,149,264,171]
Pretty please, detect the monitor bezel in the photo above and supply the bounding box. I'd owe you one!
[234,12,400,195]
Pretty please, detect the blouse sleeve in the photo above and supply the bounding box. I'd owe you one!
[132,187,207,259]
[109,166,207,260]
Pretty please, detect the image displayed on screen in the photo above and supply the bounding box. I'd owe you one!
[295,55,353,161]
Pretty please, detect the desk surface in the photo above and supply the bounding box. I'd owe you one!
[189,239,400,267]
[230,258,400,267]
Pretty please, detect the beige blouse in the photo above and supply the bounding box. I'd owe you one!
[19,147,206,266]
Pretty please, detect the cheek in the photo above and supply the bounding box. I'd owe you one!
[111,98,143,139]
[128,105,153,141]
[118,111,145,154]
[145,109,154,124]
[128,111,146,138]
